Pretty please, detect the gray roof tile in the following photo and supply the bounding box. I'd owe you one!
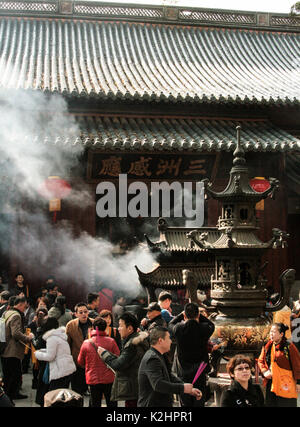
[57,115,300,152]
[0,17,299,104]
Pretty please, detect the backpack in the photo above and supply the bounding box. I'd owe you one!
[0,312,17,354]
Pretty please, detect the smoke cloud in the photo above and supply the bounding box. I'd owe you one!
[0,88,156,301]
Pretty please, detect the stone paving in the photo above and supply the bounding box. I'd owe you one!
[13,369,211,407]
[6,366,299,408]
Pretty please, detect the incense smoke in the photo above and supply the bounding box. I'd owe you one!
[0,88,155,299]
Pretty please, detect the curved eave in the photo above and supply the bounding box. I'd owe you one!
[135,264,214,288]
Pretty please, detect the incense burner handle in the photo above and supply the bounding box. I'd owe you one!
[266,269,295,313]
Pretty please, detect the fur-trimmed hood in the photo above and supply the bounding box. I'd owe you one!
[124,331,148,349]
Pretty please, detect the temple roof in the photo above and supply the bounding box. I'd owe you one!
[135,264,214,289]
[0,7,299,105]
[146,226,220,253]
[34,115,300,152]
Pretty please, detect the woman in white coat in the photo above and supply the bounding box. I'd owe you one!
[34,317,76,391]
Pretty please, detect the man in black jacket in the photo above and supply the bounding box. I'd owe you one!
[169,302,215,407]
[138,326,201,407]
[140,302,167,332]
[98,312,149,407]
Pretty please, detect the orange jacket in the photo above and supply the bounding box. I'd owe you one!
[258,338,300,387]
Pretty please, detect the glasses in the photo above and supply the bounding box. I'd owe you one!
[235,366,251,372]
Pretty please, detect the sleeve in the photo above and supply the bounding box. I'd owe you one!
[10,315,31,344]
[65,322,73,349]
[77,343,86,367]
[257,345,268,375]
[101,344,137,371]
[170,372,184,384]
[198,314,215,340]
[288,342,300,383]
[145,357,184,395]
[168,313,184,335]
[35,337,58,362]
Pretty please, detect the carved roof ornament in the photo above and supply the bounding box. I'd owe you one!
[187,126,287,251]
[201,126,280,203]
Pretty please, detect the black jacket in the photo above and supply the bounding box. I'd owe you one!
[101,331,149,401]
[220,380,265,407]
[142,314,167,332]
[169,313,215,393]
[138,347,184,407]
[169,313,215,376]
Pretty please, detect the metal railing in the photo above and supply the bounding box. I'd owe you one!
[0,0,298,31]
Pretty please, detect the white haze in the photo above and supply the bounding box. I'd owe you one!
[0,88,156,299]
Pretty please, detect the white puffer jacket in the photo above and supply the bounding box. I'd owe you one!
[35,327,76,381]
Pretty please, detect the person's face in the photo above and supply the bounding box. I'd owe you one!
[233,363,251,383]
[147,310,160,320]
[16,275,24,285]
[76,306,89,323]
[199,309,208,318]
[92,297,100,308]
[159,332,172,354]
[102,314,111,326]
[118,319,133,339]
[160,299,171,310]
[16,302,26,313]
[270,325,283,343]
[38,300,47,309]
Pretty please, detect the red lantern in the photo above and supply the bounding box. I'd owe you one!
[249,177,270,193]
[250,177,270,215]
[38,176,71,223]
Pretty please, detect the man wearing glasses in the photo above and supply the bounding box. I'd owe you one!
[66,302,94,397]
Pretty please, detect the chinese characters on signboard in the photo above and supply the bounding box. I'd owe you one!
[88,153,216,181]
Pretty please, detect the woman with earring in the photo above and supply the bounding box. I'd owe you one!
[258,322,300,407]
[220,354,264,407]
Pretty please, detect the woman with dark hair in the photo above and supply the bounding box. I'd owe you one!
[258,322,300,407]
[28,307,48,389]
[220,354,264,407]
[99,309,121,349]
[34,317,76,402]
[33,316,55,406]
[48,295,73,327]
[78,316,120,407]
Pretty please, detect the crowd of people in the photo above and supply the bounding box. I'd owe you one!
[0,273,300,408]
